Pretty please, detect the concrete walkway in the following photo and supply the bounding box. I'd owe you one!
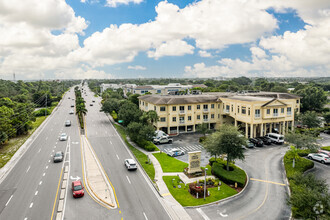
[81,135,117,209]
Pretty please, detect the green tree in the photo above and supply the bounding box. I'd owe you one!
[323,112,330,124]
[296,86,327,112]
[231,77,252,86]
[128,94,140,106]
[203,125,246,171]
[140,110,158,125]
[127,122,155,143]
[118,102,142,127]
[196,123,209,137]
[301,111,321,128]
[285,132,318,150]
[0,106,15,143]
[270,85,288,93]
[101,99,120,114]
[287,146,301,168]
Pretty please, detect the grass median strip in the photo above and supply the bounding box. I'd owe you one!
[163,176,237,207]
[114,124,155,181]
[153,152,188,172]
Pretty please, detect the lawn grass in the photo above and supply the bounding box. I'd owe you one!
[163,176,237,206]
[153,152,188,172]
[284,153,314,179]
[114,124,155,180]
[321,146,330,151]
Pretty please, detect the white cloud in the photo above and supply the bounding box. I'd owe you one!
[81,0,87,3]
[105,0,143,8]
[147,40,194,60]
[55,66,113,79]
[198,50,212,58]
[127,65,146,70]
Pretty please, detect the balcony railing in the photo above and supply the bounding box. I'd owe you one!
[287,112,292,116]
[179,120,185,124]
[273,113,278,117]
[203,108,209,112]
[179,110,185,114]
[203,119,209,122]
[255,114,261,118]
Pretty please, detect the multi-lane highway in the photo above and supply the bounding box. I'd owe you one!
[0,86,170,220]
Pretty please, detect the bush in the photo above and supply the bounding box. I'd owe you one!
[111,110,118,122]
[284,153,314,180]
[321,146,330,151]
[136,140,157,151]
[34,108,51,117]
[211,160,246,188]
[199,136,206,143]
[296,149,317,157]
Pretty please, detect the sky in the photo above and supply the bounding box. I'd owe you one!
[0,0,329,80]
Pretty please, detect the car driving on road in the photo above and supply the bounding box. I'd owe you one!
[167,148,184,157]
[124,159,137,170]
[65,120,71,127]
[69,109,74,114]
[59,133,68,141]
[72,180,84,198]
[53,151,64,163]
[307,153,330,164]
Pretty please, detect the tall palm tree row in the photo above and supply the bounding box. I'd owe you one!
[74,86,87,129]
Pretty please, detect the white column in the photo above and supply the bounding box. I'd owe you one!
[261,123,264,137]
[245,123,248,138]
[250,124,254,138]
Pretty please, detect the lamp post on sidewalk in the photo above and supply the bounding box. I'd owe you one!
[204,168,208,200]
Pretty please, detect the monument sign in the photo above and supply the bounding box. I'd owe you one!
[188,151,202,174]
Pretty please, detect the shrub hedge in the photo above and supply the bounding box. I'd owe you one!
[321,146,330,151]
[34,108,51,117]
[136,140,157,151]
[284,152,314,180]
[211,160,246,188]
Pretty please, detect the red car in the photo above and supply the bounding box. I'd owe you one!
[72,180,84,198]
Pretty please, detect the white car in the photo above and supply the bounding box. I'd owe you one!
[69,109,74,114]
[167,148,184,157]
[307,153,330,164]
[124,159,137,170]
[59,133,68,141]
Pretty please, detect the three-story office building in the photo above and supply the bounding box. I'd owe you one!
[138,92,300,138]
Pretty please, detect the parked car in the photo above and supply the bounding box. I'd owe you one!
[53,151,64,163]
[167,148,184,157]
[307,153,330,164]
[59,133,68,141]
[68,97,70,99]
[65,120,71,127]
[249,138,264,147]
[124,159,137,170]
[246,140,255,148]
[257,136,272,145]
[71,104,74,107]
[265,133,284,144]
[72,180,84,198]
[153,136,173,144]
[92,100,95,103]
[318,150,330,157]
[90,103,93,106]
[69,109,74,114]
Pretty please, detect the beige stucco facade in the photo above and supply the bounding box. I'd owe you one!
[138,92,300,138]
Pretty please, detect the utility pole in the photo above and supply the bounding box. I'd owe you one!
[45,93,47,117]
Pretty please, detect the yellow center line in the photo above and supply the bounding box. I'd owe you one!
[250,178,286,186]
[50,168,63,220]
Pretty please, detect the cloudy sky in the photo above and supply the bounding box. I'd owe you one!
[0,0,329,80]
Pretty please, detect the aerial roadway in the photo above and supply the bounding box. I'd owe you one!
[0,86,170,220]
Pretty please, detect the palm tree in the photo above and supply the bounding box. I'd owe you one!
[288,146,300,168]
[76,103,87,116]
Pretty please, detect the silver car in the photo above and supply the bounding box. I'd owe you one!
[59,133,68,141]
[53,151,64,163]
[307,153,330,164]
[167,148,184,157]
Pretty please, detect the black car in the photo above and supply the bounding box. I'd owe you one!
[249,138,264,147]
[257,137,272,145]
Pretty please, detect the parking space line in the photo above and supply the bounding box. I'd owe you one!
[250,178,286,186]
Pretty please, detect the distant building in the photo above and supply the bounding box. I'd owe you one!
[138,91,300,138]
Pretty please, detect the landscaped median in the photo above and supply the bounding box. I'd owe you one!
[154,153,247,206]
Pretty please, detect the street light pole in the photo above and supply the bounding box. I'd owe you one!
[204,168,208,200]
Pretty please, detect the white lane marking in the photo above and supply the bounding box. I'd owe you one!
[46,166,48,169]
[43,173,45,176]
[116,154,119,160]
[54,146,56,148]
[110,141,112,144]
[52,150,54,152]
[196,208,211,220]
[24,218,27,220]
[5,195,13,206]
[29,203,33,208]
[39,181,42,185]
[35,191,38,196]
[55,142,58,144]
[46,137,48,140]
[38,148,41,153]
[26,166,30,173]
[143,212,148,220]
[48,160,51,163]
[126,176,131,184]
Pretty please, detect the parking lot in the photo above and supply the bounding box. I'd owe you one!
[156,133,285,167]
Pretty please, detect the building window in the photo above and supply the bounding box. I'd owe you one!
[180,106,185,111]
[211,114,214,119]
[179,116,184,123]
[142,102,144,106]
[225,105,230,113]
[172,106,176,111]
[203,114,208,121]
[218,104,220,108]
[157,90,161,93]
[281,108,284,113]
[188,116,192,121]
[211,104,215,109]
[273,109,278,116]
[255,109,260,118]
[197,105,200,109]
[197,115,200,120]
[139,101,141,105]
[160,107,166,111]
[242,107,246,114]
[188,106,192,110]
[154,106,156,111]
[248,108,250,116]
[172,117,176,122]
[203,104,208,110]
[287,107,292,115]
[231,105,233,112]
[218,114,220,118]
[237,106,240,113]
[296,100,299,104]
[160,117,166,122]
[267,109,270,114]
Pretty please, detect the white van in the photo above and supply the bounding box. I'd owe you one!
[265,133,284,144]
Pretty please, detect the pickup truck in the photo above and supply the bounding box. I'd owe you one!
[153,136,173,145]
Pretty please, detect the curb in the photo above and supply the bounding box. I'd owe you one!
[184,164,249,209]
